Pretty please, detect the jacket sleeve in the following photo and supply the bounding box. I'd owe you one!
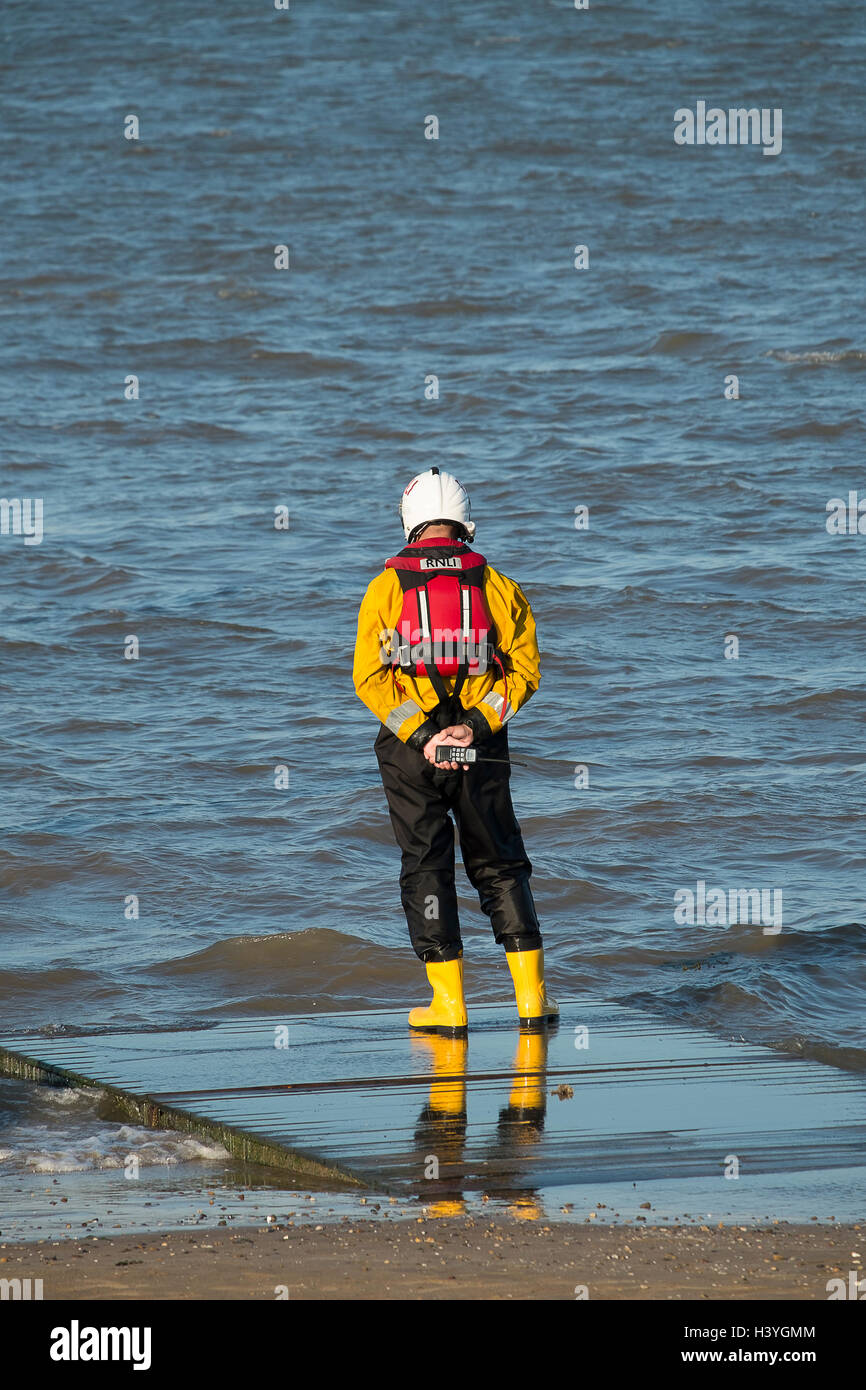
[464,568,540,741]
[352,570,439,748]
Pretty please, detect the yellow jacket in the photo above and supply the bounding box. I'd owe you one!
[353,559,540,746]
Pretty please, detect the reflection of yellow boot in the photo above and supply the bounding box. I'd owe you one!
[507,1196,543,1221]
[426,1198,466,1218]
[500,1029,548,1139]
[429,1036,468,1116]
[409,956,468,1036]
[410,1034,468,1118]
[411,1035,468,1179]
[505,947,559,1028]
[508,1029,548,1114]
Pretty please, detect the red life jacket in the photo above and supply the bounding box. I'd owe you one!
[385,539,499,711]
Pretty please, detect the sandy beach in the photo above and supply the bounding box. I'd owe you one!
[2,1218,862,1301]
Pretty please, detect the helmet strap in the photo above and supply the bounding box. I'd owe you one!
[408,519,470,544]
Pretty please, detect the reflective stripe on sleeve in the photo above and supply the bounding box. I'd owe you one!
[483,691,514,724]
[386,699,423,736]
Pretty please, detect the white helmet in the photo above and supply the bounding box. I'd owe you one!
[399,467,476,543]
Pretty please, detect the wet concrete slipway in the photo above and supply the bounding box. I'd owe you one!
[1,1001,864,1242]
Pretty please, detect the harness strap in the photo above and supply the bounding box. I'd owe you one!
[420,579,471,724]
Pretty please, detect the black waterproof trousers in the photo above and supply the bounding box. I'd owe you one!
[374,718,543,963]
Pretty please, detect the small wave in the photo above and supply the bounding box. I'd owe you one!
[149,927,402,979]
[639,982,866,1074]
[367,298,499,318]
[773,688,864,713]
[25,1132,229,1174]
[40,1086,103,1107]
[65,418,134,435]
[145,927,434,1014]
[0,966,100,994]
[763,920,866,957]
[3,1129,229,1175]
[0,274,86,292]
[342,421,417,441]
[487,138,582,158]
[130,334,257,353]
[0,1080,230,1175]
[644,330,718,355]
[132,420,248,441]
[772,416,862,440]
[248,348,360,374]
[767,348,866,365]
[0,636,52,658]
[14,560,138,594]
[771,1036,866,1072]
[625,922,866,1074]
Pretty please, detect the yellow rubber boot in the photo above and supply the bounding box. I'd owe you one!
[505,947,559,1028]
[408,956,468,1036]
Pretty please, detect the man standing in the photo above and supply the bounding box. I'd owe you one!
[353,468,558,1035]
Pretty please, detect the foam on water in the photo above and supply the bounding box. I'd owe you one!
[0,1083,229,1176]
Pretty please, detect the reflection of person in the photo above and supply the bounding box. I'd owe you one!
[409,1029,552,1216]
[353,468,558,1034]
[411,1034,468,1213]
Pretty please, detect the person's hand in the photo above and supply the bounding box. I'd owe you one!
[423,723,473,772]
